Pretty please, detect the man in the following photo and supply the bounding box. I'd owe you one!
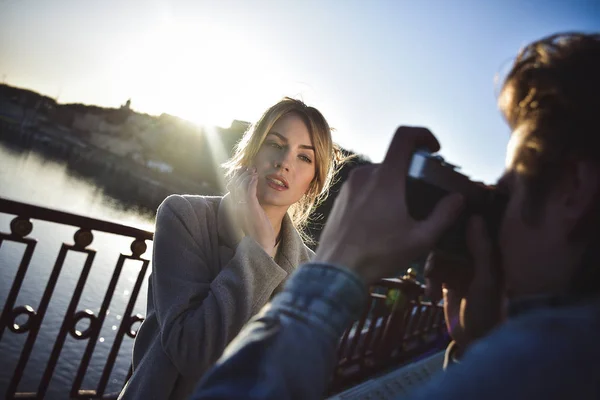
[191,32,600,399]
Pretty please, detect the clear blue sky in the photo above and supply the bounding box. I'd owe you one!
[1,0,599,183]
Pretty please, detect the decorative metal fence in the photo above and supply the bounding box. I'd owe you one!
[0,198,152,399]
[331,279,447,394]
[0,197,446,399]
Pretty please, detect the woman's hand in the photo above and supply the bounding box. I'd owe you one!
[228,167,277,257]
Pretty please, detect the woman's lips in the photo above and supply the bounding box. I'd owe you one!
[266,176,289,191]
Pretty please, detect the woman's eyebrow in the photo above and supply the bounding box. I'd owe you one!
[267,131,287,142]
[267,132,314,151]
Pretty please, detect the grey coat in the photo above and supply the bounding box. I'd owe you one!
[118,194,314,400]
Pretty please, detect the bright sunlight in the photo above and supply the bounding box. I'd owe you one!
[110,19,290,128]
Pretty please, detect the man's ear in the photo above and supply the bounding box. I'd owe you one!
[563,160,600,239]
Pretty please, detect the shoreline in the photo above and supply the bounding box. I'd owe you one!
[0,120,222,215]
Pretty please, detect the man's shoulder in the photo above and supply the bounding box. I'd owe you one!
[412,301,600,399]
[479,298,600,355]
[459,300,600,394]
[507,298,600,341]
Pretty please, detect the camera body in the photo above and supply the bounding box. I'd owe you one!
[406,150,507,262]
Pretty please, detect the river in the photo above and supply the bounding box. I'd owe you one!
[0,141,157,398]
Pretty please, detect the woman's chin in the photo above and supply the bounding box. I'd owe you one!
[258,193,293,208]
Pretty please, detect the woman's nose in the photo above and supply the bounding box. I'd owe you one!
[274,151,292,171]
[274,159,290,171]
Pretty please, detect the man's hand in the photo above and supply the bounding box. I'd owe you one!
[314,126,464,284]
[425,216,505,356]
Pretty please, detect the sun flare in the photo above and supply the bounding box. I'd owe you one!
[112,20,289,128]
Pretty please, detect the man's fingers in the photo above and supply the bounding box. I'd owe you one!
[383,126,440,167]
[466,215,498,289]
[324,165,374,223]
[415,193,464,246]
[346,164,378,188]
[462,217,504,343]
[425,277,443,304]
[424,252,441,302]
[333,164,377,206]
[423,252,436,278]
[380,126,440,183]
[443,285,466,341]
[466,215,492,263]
[424,251,471,294]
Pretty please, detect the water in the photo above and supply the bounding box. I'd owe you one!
[0,142,157,398]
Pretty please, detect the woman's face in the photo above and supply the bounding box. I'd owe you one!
[252,113,317,209]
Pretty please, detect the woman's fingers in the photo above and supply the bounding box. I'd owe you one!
[231,168,262,236]
[239,169,256,201]
[229,168,246,187]
[231,168,256,202]
[227,168,246,199]
[247,170,259,201]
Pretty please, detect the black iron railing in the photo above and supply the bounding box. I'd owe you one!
[0,197,446,399]
[331,279,447,394]
[0,197,152,399]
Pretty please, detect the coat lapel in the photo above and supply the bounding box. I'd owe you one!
[274,213,311,275]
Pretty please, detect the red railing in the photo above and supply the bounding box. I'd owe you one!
[0,197,446,399]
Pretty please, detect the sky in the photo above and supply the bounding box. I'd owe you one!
[1,0,599,183]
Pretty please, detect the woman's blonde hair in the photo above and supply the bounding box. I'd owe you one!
[223,97,345,233]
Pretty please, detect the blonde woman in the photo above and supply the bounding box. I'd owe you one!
[119,98,342,400]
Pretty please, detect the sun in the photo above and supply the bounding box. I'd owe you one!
[108,18,326,191]
[112,20,288,129]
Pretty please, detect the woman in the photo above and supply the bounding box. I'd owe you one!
[119,98,342,400]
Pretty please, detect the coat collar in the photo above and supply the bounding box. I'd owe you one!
[217,194,310,275]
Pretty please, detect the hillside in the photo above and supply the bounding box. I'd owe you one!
[0,83,372,243]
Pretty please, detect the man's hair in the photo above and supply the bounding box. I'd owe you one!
[498,32,600,231]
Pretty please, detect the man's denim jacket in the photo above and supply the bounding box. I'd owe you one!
[191,264,600,400]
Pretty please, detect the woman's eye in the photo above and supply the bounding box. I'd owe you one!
[268,141,283,150]
[299,155,312,164]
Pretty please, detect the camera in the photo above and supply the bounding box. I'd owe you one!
[406,150,508,263]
